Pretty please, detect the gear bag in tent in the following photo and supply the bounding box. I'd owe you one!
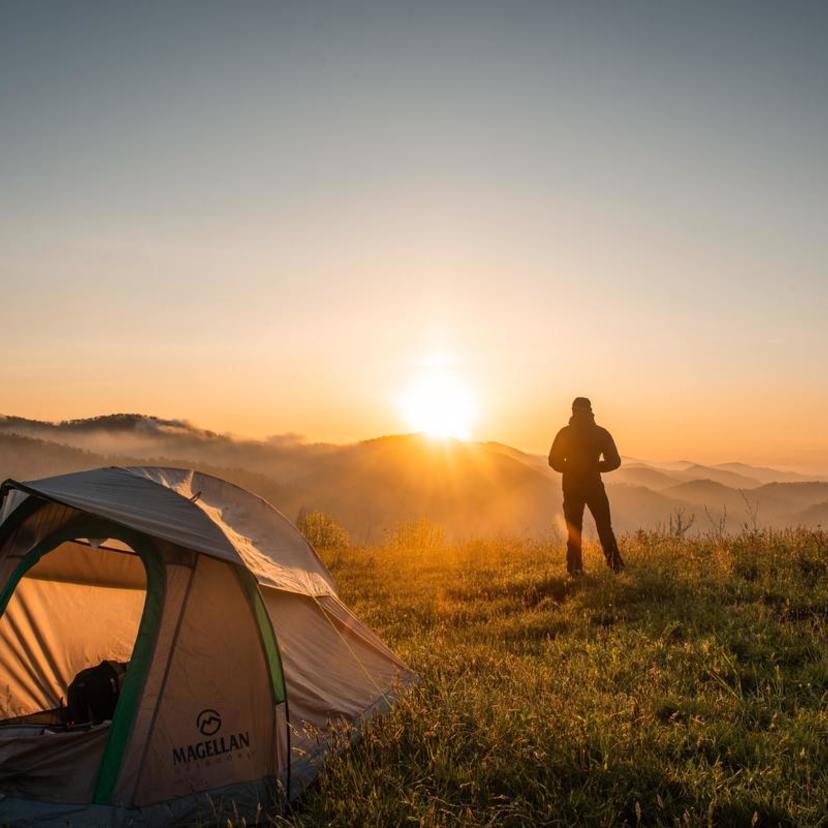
[66,660,128,725]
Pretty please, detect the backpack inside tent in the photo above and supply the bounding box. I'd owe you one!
[0,467,412,826]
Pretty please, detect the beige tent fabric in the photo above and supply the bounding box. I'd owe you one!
[18,469,236,561]
[127,468,336,596]
[0,502,79,567]
[25,540,145,590]
[20,468,336,597]
[0,542,146,719]
[111,562,194,805]
[261,588,407,758]
[0,724,109,803]
[317,593,404,663]
[134,555,277,806]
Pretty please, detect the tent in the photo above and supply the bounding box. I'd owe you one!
[0,467,411,825]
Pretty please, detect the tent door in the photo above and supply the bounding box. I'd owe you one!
[0,517,164,805]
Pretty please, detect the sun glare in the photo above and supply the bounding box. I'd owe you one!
[400,372,476,440]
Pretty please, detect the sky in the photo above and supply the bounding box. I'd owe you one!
[1,1,826,469]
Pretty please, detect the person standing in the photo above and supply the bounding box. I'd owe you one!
[548,397,624,575]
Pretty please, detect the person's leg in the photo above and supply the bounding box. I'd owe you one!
[562,490,586,574]
[586,484,624,572]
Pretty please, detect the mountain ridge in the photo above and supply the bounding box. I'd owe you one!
[1,413,826,538]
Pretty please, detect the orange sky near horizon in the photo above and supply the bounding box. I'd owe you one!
[5,336,827,472]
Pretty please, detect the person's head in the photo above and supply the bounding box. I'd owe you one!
[571,396,593,415]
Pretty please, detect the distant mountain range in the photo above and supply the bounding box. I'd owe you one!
[1,413,826,540]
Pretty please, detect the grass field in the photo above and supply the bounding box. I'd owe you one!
[274,522,828,827]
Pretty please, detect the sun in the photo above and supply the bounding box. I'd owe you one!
[400,372,476,440]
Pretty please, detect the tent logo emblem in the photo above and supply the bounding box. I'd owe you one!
[196,708,222,736]
[173,711,251,767]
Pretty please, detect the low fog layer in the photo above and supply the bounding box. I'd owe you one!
[1,414,826,541]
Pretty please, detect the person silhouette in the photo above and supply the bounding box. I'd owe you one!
[548,397,624,575]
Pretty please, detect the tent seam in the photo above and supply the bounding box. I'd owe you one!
[117,466,336,585]
[128,562,197,805]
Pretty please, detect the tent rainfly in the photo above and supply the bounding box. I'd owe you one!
[0,467,412,826]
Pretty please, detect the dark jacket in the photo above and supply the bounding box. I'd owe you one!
[548,413,621,490]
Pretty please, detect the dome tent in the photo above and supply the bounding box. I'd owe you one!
[0,467,411,826]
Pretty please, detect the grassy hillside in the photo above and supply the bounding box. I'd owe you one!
[275,526,828,826]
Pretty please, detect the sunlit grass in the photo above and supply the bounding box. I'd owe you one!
[272,525,828,826]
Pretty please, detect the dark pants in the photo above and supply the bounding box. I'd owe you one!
[563,482,623,574]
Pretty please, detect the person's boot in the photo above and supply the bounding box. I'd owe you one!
[605,547,624,573]
[567,545,583,576]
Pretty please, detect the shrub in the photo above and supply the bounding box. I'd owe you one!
[295,509,350,550]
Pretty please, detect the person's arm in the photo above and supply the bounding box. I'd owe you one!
[598,430,621,472]
[548,429,568,472]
